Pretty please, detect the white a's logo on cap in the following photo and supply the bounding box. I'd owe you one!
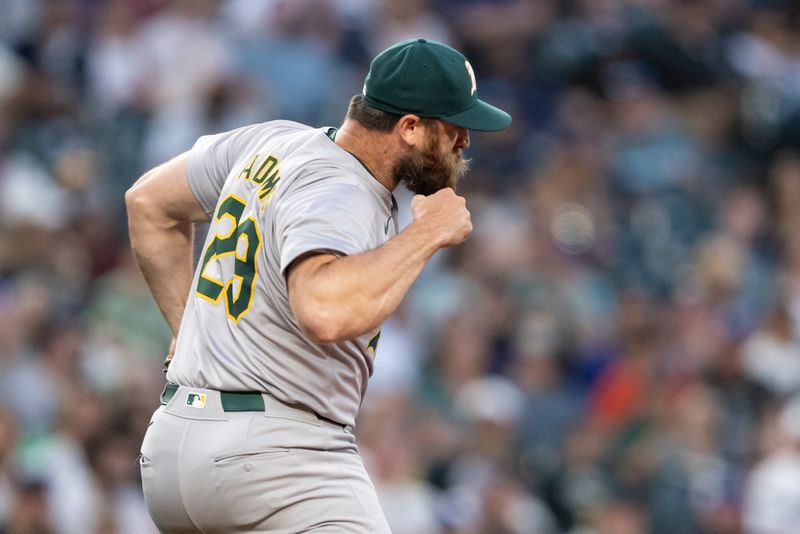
[465,60,477,96]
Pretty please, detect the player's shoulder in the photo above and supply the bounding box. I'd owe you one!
[248,122,388,204]
[241,120,337,155]
[276,156,383,211]
[257,119,315,133]
[239,119,316,141]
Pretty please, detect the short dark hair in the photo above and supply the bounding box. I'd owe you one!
[345,95,402,132]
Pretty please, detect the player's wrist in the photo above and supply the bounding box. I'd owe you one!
[405,218,451,252]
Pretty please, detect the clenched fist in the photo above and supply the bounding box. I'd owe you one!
[411,188,473,248]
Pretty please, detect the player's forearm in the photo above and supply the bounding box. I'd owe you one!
[126,193,194,336]
[290,221,441,342]
[290,188,471,343]
[125,154,209,336]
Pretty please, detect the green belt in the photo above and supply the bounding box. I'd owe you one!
[160,383,265,412]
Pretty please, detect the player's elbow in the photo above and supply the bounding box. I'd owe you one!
[295,306,351,343]
[125,187,151,228]
[125,170,178,228]
[287,255,357,342]
[287,254,377,342]
[125,185,145,214]
[125,175,156,219]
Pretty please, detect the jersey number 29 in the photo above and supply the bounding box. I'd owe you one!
[196,194,262,322]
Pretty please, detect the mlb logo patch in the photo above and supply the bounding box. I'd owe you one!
[186,392,207,409]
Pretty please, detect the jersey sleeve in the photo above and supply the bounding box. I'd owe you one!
[275,181,377,276]
[184,124,263,216]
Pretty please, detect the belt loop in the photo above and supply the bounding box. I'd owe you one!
[160,383,178,405]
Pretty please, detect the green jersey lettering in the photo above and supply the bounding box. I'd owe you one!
[196,194,263,322]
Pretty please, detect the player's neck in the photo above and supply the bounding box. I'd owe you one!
[334,120,398,191]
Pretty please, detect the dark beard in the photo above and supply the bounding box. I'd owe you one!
[393,134,470,195]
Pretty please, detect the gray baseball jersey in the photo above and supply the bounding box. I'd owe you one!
[166,120,398,427]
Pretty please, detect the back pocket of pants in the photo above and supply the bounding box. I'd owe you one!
[213,448,290,467]
[211,449,295,529]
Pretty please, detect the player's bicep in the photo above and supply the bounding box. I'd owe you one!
[286,252,337,306]
[126,152,210,224]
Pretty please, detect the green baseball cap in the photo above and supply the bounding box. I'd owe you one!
[362,38,512,132]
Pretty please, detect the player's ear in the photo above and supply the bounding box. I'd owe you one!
[396,114,424,148]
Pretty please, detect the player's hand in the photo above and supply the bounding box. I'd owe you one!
[411,188,472,247]
[163,336,177,373]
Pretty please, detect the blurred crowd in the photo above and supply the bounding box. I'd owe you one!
[3,0,800,532]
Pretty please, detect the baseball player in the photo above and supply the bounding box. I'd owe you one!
[126,38,510,533]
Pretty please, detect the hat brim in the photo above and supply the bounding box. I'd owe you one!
[440,99,512,132]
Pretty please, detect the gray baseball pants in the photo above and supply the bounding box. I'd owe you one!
[139,386,392,533]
